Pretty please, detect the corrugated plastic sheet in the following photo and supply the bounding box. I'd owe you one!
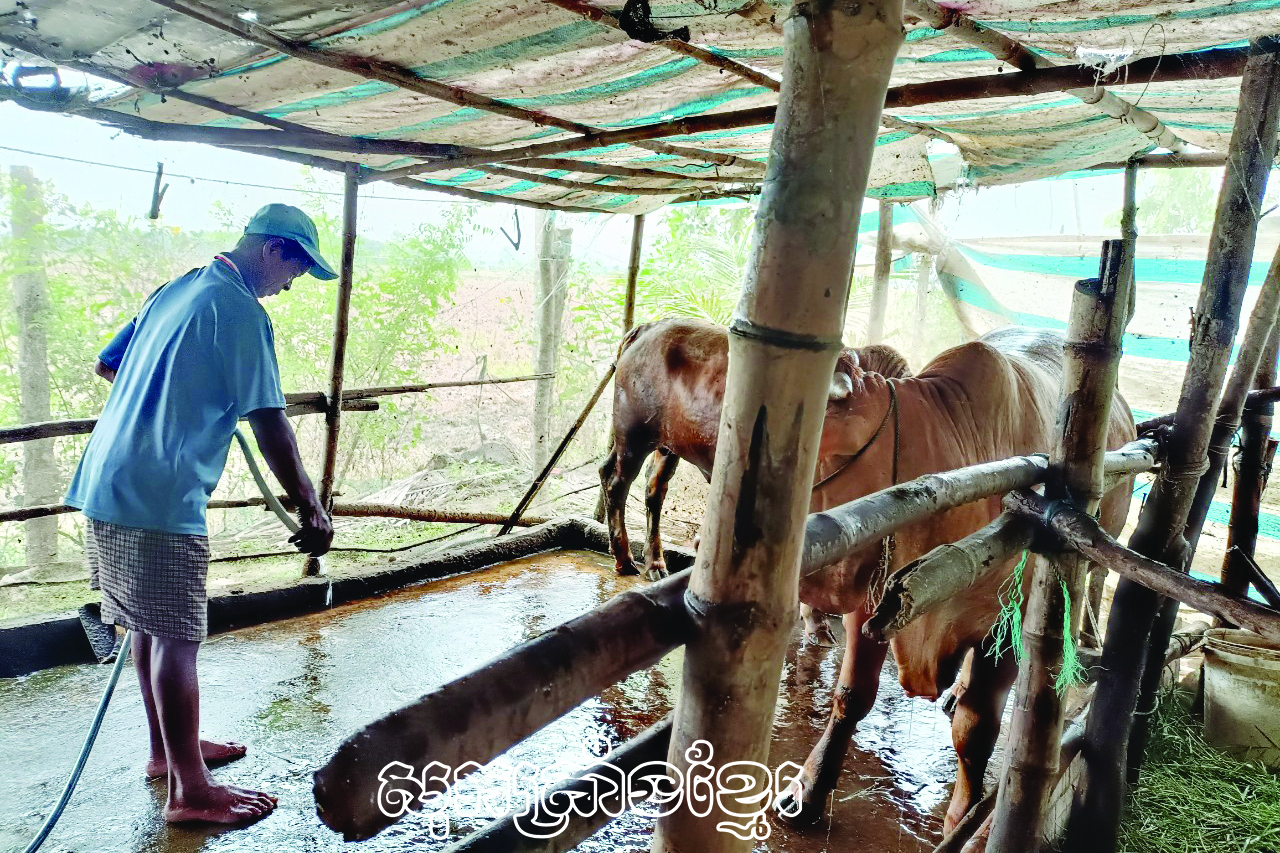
[3,0,1280,211]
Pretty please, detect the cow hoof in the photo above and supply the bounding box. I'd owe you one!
[774,778,824,827]
[803,620,837,648]
[644,564,669,582]
[939,689,958,721]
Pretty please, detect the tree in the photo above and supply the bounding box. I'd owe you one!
[532,210,572,469]
[9,166,58,564]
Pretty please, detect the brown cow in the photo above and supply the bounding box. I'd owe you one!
[779,326,1135,833]
[599,317,911,585]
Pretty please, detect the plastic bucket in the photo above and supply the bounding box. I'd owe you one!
[1202,628,1280,768]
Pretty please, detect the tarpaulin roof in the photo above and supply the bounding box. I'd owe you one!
[2,0,1279,212]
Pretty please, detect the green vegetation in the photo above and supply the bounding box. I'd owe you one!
[1118,689,1280,853]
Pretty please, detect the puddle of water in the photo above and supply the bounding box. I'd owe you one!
[2,550,953,853]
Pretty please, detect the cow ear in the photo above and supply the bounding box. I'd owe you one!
[828,371,854,402]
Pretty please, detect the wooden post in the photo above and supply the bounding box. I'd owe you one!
[651,2,903,851]
[912,251,932,365]
[309,163,359,576]
[988,238,1133,851]
[1124,235,1280,772]
[1085,160,1140,645]
[868,200,893,343]
[595,213,645,523]
[624,214,645,332]
[1222,325,1280,599]
[1066,40,1280,852]
[9,166,59,566]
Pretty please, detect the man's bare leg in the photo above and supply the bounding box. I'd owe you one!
[134,632,247,779]
[150,636,276,824]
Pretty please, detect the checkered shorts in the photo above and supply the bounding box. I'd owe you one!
[85,519,210,642]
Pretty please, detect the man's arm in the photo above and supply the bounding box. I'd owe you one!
[244,407,334,556]
[95,359,117,383]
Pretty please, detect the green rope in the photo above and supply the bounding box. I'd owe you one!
[988,551,1028,664]
[987,552,1087,694]
[1055,578,1087,691]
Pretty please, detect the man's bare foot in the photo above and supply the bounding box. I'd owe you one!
[165,782,277,824]
[147,740,247,779]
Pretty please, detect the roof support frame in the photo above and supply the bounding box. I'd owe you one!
[904,0,1188,152]
[147,0,767,173]
[369,44,1251,178]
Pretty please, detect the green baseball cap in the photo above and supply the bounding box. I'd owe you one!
[243,203,338,280]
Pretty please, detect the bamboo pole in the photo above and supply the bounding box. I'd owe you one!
[499,364,616,536]
[1137,383,1280,432]
[313,569,693,841]
[865,513,1036,641]
[542,0,781,92]
[1005,490,1280,642]
[147,0,759,175]
[903,0,1188,152]
[1221,326,1280,600]
[1184,242,1280,549]
[800,438,1160,576]
[0,376,547,446]
[868,201,893,344]
[310,164,360,576]
[1066,42,1280,851]
[652,3,902,851]
[372,44,1250,180]
[595,215,646,524]
[624,215,645,333]
[1126,237,1280,773]
[988,237,1133,851]
[441,717,672,853]
[0,500,548,527]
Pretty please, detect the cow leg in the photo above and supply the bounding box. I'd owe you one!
[643,449,680,582]
[800,603,837,647]
[945,647,1018,833]
[777,607,887,825]
[599,445,646,576]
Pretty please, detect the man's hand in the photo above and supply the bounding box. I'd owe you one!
[245,407,333,557]
[289,502,334,557]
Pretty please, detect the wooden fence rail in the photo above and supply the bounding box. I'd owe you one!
[0,374,551,445]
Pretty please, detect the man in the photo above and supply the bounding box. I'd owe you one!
[65,203,337,825]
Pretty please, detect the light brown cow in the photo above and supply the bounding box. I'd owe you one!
[599,317,911,584]
[780,326,1135,832]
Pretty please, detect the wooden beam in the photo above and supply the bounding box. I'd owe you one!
[543,0,781,92]
[474,163,757,197]
[1066,40,1280,852]
[1088,152,1229,170]
[373,44,1252,179]
[147,0,762,174]
[864,512,1035,641]
[904,0,1187,152]
[802,437,1160,577]
[1006,490,1280,642]
[653,1,904,849]
[313,569,693,841]
[78,106,461,158]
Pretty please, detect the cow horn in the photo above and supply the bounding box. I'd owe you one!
[828,372,853,402]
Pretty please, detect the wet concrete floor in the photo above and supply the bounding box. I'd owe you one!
[2,550,954,853]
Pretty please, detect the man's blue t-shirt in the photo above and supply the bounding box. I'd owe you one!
[65,257,286,535]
